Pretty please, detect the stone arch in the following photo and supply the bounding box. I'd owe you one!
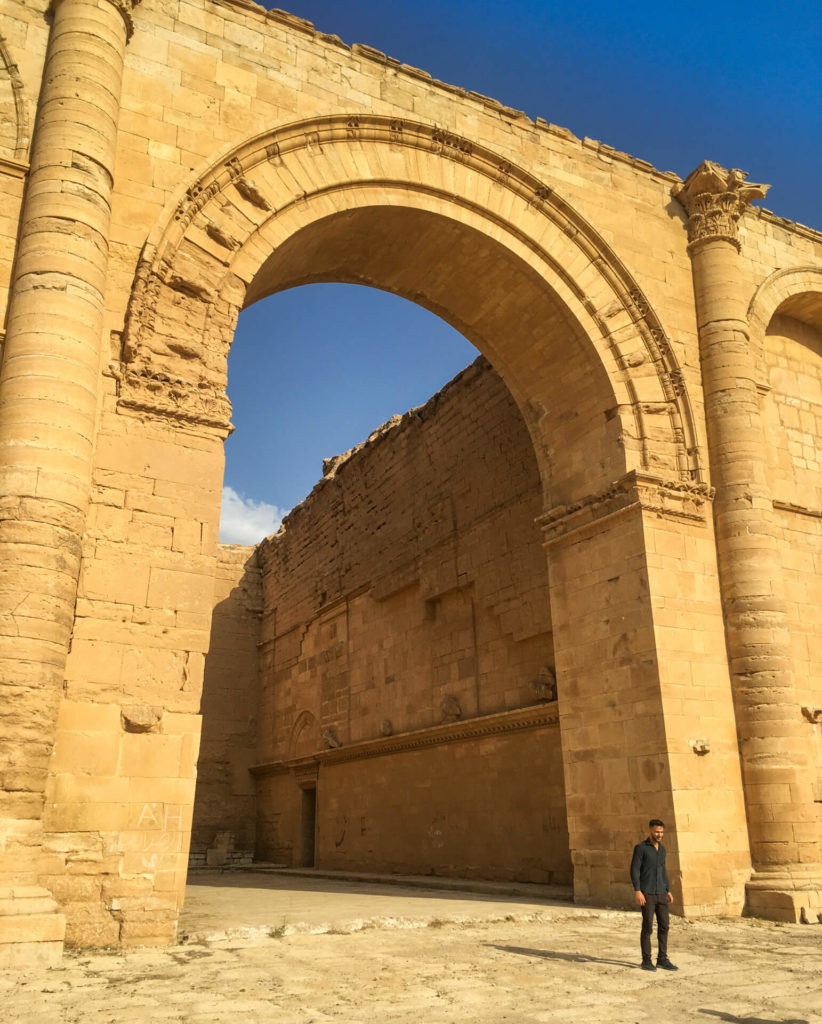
[748,272,822,823]
[118,114,701,506]
[0,32,29,159]
[749,267,822,507]
[289,709,321,760]
[748,266,822,351]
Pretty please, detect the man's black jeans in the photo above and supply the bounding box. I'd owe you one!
[640,893,669,960]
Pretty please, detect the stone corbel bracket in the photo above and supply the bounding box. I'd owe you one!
[539,470,715,547]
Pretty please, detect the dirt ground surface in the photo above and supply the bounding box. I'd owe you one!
[4,871,821,1024]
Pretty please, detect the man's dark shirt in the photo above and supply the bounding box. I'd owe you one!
[630,838,670,894]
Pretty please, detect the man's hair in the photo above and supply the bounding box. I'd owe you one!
[649,818,665,828]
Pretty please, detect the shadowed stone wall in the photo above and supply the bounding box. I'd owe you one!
[190,546,261,869]
[253,359,569,882]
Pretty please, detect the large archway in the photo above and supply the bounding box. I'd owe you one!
[116,115,730,905]
[44,115,749,948]
[119,114,700,494]
[3,0,816,963]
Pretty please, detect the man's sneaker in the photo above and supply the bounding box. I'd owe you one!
[641,960,656,971]
[656,958,678,971]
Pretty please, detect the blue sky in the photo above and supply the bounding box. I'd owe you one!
[220,0,822,543]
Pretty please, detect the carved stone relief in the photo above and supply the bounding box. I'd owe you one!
[118,116,698,477]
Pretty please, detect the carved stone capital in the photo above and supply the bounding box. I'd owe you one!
[674,161,769,251]
[538,471,715,546]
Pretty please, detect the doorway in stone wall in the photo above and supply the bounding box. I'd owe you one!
[300,786,317,869]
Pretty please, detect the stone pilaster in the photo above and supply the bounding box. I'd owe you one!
[675,161,822,922]
[541,471,751,917]
[0,0,139,964]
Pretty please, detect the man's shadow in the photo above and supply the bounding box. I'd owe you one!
[699,1011,808,1024]
[487,943,638,969]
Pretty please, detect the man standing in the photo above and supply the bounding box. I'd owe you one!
[630,819,678,972]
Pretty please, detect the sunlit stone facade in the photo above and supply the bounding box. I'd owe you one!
[0,0,820,965]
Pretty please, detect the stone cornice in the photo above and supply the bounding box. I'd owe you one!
[0,155,28,179]
[249,702,558,777]
[773,499,822,521]
[673,161,769,252]
[538,470,715,546]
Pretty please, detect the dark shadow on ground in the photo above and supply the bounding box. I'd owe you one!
[185,870,572,909]
[699,1011,809,1024]
[488,943,638,969]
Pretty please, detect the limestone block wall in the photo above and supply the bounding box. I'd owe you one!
[256,717,571,884]
[41,380,225,945]
[543,482,751,915]
[190,545,261,867]
[763,313,822,803]
[259,359,553,745]
[42,701,200,947]
[0,0,820,957]
[255,358,565,879]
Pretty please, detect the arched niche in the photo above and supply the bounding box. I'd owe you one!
[749,268,822,510]
[749,269,822,783]
[0,33,28,160]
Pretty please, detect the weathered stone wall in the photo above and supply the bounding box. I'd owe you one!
[190,545,261,868]
[255,359,568,880]
[0,0,820,960]
[763,313,822,799]
[257,719,570,884]
[39,413,221,946]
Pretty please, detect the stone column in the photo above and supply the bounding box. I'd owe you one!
[0,0,138,962]
[675,162,822,922]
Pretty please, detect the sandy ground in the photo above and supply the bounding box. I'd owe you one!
[4,872,821,1024]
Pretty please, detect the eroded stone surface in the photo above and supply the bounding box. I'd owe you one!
[0,0,820,963]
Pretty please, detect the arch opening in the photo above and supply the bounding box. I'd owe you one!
[111,116,708,915]
[193,275,571,883]
[221,282,480,532]
[243,204,623,507]
[119,116,699,501]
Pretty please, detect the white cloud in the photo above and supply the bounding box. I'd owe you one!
[219,487,287,545]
